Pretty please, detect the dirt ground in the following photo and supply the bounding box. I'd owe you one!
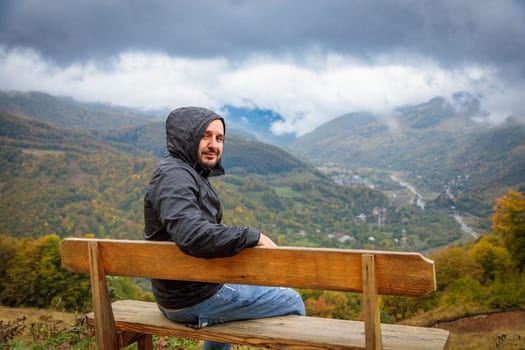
[435,310,525,349]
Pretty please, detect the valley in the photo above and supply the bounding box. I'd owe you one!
[317,163,485,245]
[388,172,482,239]
[2,90,521,251]
[389,174,426,209]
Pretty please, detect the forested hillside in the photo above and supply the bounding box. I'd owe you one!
[0,90,157,129]
[0,111,152,239]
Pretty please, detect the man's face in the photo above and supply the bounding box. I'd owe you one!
[198,119,224,168]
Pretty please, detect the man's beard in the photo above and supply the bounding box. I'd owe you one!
[200,149,220,168]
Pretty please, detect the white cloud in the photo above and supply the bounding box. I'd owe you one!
[0,46,516,135]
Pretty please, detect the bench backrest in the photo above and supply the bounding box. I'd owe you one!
[60,238,436,297]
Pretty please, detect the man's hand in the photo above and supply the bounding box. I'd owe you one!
[257,233,278,247]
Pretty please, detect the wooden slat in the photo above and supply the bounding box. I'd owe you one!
[86,300,450,350]
[60,238,436,297]
[88,242,118,350]
[361,254,381,350]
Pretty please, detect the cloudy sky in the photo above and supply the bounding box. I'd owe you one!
[1,0,524,135]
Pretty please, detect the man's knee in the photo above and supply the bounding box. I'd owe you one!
[285,288,305,316]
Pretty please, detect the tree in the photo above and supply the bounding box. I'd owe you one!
[0,235,22,295]
[469,234,514,281]
[491,189,525,269]
[0,234,91,311]
[430,246,483,289]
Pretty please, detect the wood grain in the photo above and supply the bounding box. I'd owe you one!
[362,254,381,350]
[60,238,436,297]
[88,242,118,350]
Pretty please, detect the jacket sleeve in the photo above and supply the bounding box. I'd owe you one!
[148,165,260,258]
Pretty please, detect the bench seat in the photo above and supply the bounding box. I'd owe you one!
[87,300,450,350]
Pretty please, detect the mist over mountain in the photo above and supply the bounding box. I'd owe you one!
[290,95,525,210]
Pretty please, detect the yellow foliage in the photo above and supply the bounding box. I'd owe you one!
[491,189,525,268]
[469,234,514,281]
[430,246,483,289]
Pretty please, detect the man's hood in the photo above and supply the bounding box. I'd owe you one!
[165,106,225,177]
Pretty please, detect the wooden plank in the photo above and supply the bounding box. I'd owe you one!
[88,242,118,350]
[361,254,381,350]
[86,300,450,350]
[137,334,153,350]
[60,238,436,297]
[117,332,153,350]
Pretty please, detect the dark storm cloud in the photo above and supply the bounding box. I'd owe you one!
[1,0,524,75]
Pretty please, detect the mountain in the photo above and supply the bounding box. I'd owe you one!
[0,102,464,252]
[0,91,296,145]
[0,90,155,129]
[290,97,485,170]
[290,96,525,213]
[5,88,521,209]
[450,117,525,195]
[0,111,146,156]
[0,90,310,175]
[91,123,308,175]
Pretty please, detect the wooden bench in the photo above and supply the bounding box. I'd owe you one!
[59,238,450,350]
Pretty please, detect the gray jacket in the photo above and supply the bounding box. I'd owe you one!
[143,106,260,309]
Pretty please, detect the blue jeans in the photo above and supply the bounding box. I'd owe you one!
[159,284,305,350]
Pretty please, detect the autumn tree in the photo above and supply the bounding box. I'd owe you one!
[430,246,483,290]
[491,189,525,269]
[0,234,22,294]
[0,234,91,311]
[468,233,515,281]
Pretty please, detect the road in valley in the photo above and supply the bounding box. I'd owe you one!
[390,174,480,239]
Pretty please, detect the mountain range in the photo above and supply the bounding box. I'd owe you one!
[1,90,523,251]
[289,95,525,209]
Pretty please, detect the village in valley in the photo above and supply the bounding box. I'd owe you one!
[311,163,404,246]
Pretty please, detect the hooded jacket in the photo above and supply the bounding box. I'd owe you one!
[143,106,260,309]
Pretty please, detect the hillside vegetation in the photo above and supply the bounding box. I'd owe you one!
[0,91,152,129]
[1,190,523,349]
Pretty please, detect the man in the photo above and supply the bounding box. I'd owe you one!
[143,106,305,350]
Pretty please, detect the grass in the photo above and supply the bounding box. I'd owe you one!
[0,307,95,349]
[0,306,259,350]
[2,305,524,349]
